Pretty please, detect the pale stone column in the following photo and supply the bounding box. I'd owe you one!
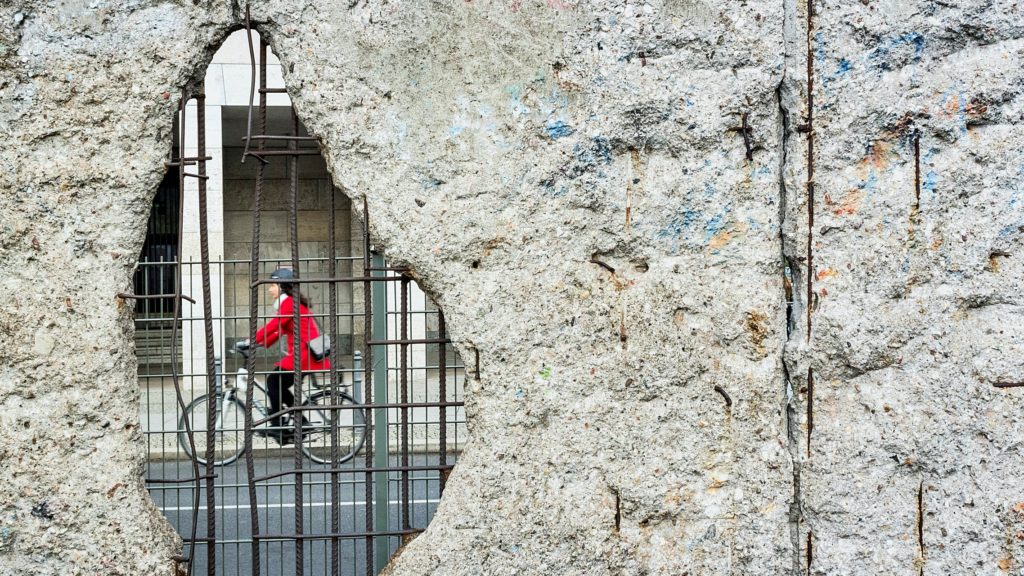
[180,102,224,388]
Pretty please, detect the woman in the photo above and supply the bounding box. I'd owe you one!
[241,267,329,444]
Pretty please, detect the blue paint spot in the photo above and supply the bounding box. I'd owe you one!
[449,125,464,137]
[654,193,734,252]
[998,224,1020,239]
[572,136,612,167]
[592,136,612,164]
[545,120,574,139]
[857,171,878,192]
[539,88,570,117]
[823,58,852,87]
[923,170,938,196]
[656,208,701,252]
[1011,165,1024,208]
[814,32,826,67]
[704,208,730,243]
[866,32,924,72]
[746,216,760,230]
[507,85,530,116]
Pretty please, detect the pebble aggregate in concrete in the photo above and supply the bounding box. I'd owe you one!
[0,1,1020,575]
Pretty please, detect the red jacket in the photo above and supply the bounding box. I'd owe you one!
[255,295,330,372]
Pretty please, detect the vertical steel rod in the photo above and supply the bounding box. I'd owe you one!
[400,278,410,530]
[288,105,305,576]
[362,198,376,575]
[195,90,219,576]
[243,24,266,576]
[328,188,341,574]
[171,90,201,576]
[438,313,447,494]
[371,251,390,572]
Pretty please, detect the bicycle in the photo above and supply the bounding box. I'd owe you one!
[178,346,367,466]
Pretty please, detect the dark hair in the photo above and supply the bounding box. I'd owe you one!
[279,283,311,309]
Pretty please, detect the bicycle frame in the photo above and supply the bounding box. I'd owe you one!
[182,350,367,468]
[222,351,322,432]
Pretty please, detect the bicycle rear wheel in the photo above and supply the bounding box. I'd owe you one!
[179,394,247,466]
[300,391,367,465]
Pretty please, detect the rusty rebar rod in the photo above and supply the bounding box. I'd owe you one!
[242,17,266,575]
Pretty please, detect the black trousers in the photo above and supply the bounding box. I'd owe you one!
[267,369,294,428]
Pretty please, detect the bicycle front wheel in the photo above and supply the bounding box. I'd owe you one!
[179,394,247,466]
[300,391,367,465]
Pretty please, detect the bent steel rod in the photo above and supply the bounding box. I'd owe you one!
[439,312,448,494]
[400,278,411,531]
[167,90,202,576]
[242,16,265,575]
[288,103,306,576]
[195,89,219,576]
[362,197,376,576]
[328,180,342,575]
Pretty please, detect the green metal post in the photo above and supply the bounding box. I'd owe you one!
[372,252,391,573]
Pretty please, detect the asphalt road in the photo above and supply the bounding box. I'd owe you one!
[147,453,452,576]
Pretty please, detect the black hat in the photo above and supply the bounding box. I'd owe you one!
[270,267,296,281]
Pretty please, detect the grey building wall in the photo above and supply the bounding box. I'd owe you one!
[221,139,358,354]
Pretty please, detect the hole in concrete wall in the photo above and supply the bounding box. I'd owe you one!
[131,29,467,575]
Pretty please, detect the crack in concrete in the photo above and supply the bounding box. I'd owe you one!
[777,69,804,576]
[779,0,814,570]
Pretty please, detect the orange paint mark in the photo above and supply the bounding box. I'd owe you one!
[943,93,961,118]
[816,268,838,281]
[866,140,893,170]
[833,189,865,216]
[931,237,944,251]
[999,557,1012,572]
[965,100,988,120]
[1012,502,1024,515]
[708,229,733,250]
[819,287,829,297]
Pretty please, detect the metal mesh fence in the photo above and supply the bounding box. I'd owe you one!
[138,255,467,575]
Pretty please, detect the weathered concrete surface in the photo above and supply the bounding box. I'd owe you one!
[0,3,236,575]
[0,1,1019,575]
[780,1,1024,574]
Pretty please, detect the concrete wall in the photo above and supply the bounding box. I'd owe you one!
[0,1,1021,575]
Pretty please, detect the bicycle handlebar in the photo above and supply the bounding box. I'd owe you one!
[230,343,257,358]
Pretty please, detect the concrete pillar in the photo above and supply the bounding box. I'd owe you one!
[180,102,224,386]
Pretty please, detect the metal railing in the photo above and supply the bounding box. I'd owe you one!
[134,19,467,575]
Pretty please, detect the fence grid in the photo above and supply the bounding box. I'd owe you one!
[137,28,467,576]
